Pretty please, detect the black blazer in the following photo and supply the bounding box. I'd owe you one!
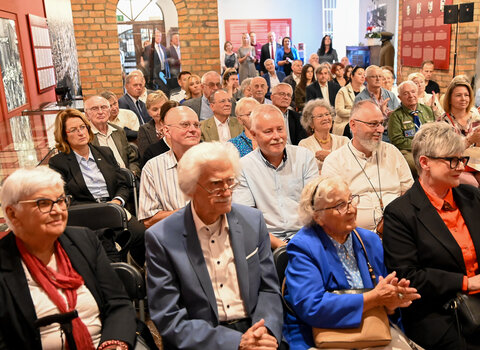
[118,94,151,125]
[305,81,340,107]
[260,42,282,74]
[141,138,170,168]
[0,228,136,349]
[383,181,480,348]
[137,119,157,157]
[49,144,130,204]
[286,109,307,145]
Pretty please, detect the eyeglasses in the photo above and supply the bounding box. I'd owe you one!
[353,119,385,128]
[87,105,110,112]
[18,195,72,213]
[426,156,470,169]
[313,112,331,119]
[198,178,239,196]
[315,195,360,215]
[66,124,88,134]
[274,92,292,98]
[367,75,383,80]
[166,121,201,129]
[206,82,222,89]
[237,111,252,118]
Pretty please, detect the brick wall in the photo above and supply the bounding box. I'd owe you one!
[397,0,480,93]
[70,0,221,98]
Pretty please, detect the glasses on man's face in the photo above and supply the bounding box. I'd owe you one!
[206,82,222,89]
[316,195,360,215]
[66,124,88,134]
[426,156,470,169]
[275,92,292,99]
[87,105,110,113]
[18,195,72,214]
[237,111,252,118]
[198,178,239,197]
[167,121,201,130]
[353,119,385,129]
[367,75,383,80]
[313,112,331,119]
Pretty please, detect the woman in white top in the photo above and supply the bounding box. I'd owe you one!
[299,98,349,173]
[408,72,443,118]
[333,66,365,135]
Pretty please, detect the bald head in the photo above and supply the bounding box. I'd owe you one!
[84,96,111,128]
[164,106,201,153]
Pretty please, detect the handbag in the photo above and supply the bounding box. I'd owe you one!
[446,293,480,336]
[312,229,392,349]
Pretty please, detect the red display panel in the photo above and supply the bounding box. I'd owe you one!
[401,0,452,70]
[225,19,292,48]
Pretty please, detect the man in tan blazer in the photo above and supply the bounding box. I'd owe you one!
[200,90,243,142]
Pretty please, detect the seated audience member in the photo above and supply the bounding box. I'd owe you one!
[306,64,340,107]
[408,72,443,118]
[118,72,151,125]
[322,101,414,232]
[331,62,346,87]
[388,81,434,175]
[299,99,349,172]
[275,36,299,76]
[354,65,400,141]
[283,176,420,350]
[0,166,137,350]
[334,66,365,136]
[271,83,306,145]
[282,59,303,107]
[170,71,191,102]
[138,106,200,228]
[85,96,141,177]
[340,56,350,67]
[383,122,480,349]
[317,35,338,64]
[239,77,253,99]
[222,68,241,100]
[344,64,353,83]
[183,73,202,103]
[145,142,284,349]
[100,90,139,141]
[228,97,260,157]
[381,66,397,95]
[439,78,480,186]
[48,109,146,265]
[250,76,272,105]
[421,60,440,94]
[308,53,320,69]
[295,64,315,112]
[141,100,178,167]
[137,90,168,157]
[262,59,286,99]
[200,90,243,142]
[233,105,318,249]
[183,71,223,120]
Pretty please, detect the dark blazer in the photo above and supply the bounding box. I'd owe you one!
[262,71,286,99]
[141,138,170,168]
[145,203,283,349]
[118,94,151,125]
[48,144,130,205]
[260,42,282,74]
[0,228,136,350]
[383,181,480,349]
[137,119,157,157]
[142,43,170,79]
[286,109,307,145]
[166,45,180,76]
[305,81,340,107]
[91,123,140,176]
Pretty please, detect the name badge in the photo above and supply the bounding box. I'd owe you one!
[404,129,415,138]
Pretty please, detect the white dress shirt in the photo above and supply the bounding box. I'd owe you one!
[214,116,232,143]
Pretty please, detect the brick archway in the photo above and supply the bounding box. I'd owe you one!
[70,0,220,97]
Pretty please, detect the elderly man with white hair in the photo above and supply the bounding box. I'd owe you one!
[145,142,284,350]
[262,58,286,98]
[388,80,434,174]
[233,104,318,249]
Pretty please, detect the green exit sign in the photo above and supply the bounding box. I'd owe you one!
[117,15,124,21]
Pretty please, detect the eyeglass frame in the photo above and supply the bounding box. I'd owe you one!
[65,124,89,134]
[197,178,239,196]
[353,118,386,128]
[17,195,72,214]
[425,155,470,169]
[314,194,360,215]
[86,105,110,113]
[166,121,201,130]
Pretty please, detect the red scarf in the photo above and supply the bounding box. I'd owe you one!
[16,237,95,350]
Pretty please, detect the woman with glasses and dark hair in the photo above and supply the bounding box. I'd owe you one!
[0,166,137,349]
[383,122,480,349]
[317,35,338,64]
[48,109,146,265]
[283,176,420,349]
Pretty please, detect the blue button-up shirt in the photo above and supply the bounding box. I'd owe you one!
[327,233,364,289]
[73,149,109,199]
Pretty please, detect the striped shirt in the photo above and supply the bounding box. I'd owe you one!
[138,150,188,221]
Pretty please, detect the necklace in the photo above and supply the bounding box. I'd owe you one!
[314,134,331,145]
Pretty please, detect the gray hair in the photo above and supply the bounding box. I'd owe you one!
[397,80,418,96]
[240,78,253,94]
[264,58,275,67]
[178,142,240,197]
[301,98,334,132]
[0,166,65,228]
[125,72,145,85]
[407,72,425,82]
[235,97,260,116]
[201,71,221,84]
[271,83,293,95]
[349,100,380,120]
[412,122,465,174]
[250,104,284,131]
[298,176,349,227]
[315,64,328,76]
[365,65,381,77]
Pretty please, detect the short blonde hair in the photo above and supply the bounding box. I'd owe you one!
[146,90,168,110]
[54,109,93,154]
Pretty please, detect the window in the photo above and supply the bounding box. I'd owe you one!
[323,0,337,37]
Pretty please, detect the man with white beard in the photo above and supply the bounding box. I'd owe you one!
[322,100,413,232]
[233,104,318,249]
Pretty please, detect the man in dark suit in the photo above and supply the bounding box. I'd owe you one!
[142,29,170,81]
[271,83,306,145]
[166,33,181,78]
[260,31,281,74]
[306,64,340,107]
[118,73,151,125]
[282,59,303,108]
[145,142,284,350]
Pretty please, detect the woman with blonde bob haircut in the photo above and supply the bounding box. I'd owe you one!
[283,176,420,349]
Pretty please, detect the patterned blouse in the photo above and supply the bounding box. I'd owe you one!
[228,131,253,157]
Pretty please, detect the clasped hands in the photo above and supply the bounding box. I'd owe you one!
[238,319,278,350]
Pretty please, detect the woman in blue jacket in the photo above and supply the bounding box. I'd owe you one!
[275,36,298,76]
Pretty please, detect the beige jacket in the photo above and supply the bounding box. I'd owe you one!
[333,83,365,135]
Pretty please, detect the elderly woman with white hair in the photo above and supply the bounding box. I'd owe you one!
[383,122,480,349]
[408,72,443,118]
[298,98,349,172]
[283,176,420,349]
[228,97,260,157]
[0,166,136,349]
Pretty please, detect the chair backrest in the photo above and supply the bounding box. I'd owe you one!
[67,202,127,231]
[119,167,138,215]
[272,245,288,285]
[111,262,146,300]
